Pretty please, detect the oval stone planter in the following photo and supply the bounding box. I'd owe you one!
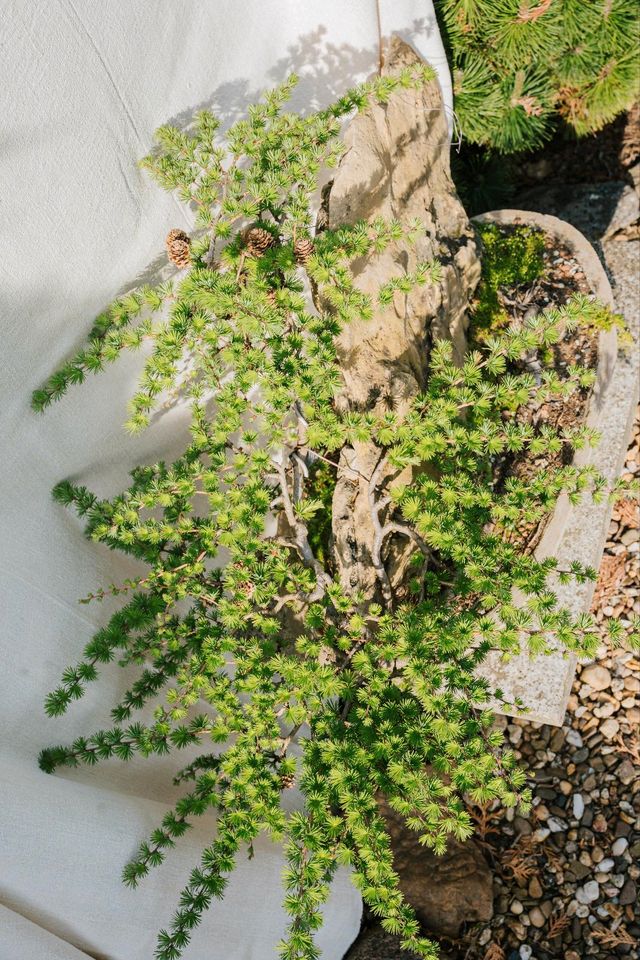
[472,209,625,726]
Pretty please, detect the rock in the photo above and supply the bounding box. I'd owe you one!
[379,799,493,938]
[580,664,611,691]
[514,816,533,836]
[566,729,583,748]
[572,794,585,820]
[528,877,543,899]
[327,37,480,602]
[596,858,615,873]
[593,814,608,834]
[617,759,635,785]
[548,816,567,833]
[344,923,454,960]
[519,946,533,960]
[600,717,620,739]
[569,862,592,881]
[575,881,600,904]
[529,907,546,928]
[619,879,637,905]
[532,828,550,842]
[511,899,524,914]
[612,837,629,856]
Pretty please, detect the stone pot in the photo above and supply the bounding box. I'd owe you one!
[471,209,632,726]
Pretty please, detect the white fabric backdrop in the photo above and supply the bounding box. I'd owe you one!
[0,3,451,958]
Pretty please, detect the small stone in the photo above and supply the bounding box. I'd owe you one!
[529,907,546,928]
[619,879,637,905]
[617,759,635,785]
[600,717,620,739]
[572,794,585,820]
[594,701,616,718]
[532,828,550,842]
[548,816,567,833]
[565,951,581,960]
[596,858,615,873]
[571,862,592,880]
[511,899,524,914]
[575,881,600,904]
[566,729,583,748]
[612,837,629,856]
[508,724,523,745]
[593,814,608,834]
[519,947,533,960]
[559,780,572,796]
[528,877,543,899]
[580,664,611,691]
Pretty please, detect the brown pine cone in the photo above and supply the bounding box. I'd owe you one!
[243,226,275,257]
[293,236,315,265]
[280,772,296,790]
[165,229,191,269]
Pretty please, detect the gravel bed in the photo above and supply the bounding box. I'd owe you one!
[452,408,640,960]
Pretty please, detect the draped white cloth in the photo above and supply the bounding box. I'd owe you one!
[0,3,451,957]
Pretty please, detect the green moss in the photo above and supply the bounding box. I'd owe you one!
[472,223,545,339]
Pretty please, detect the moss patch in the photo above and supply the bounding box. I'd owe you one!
[471,223,545,339]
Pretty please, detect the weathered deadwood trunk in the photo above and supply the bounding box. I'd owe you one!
[326,37,481,603]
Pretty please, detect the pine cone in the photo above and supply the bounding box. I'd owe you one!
[243,226,275,257]
[280,772,295,790]
[165,229,191,269]
[293,236,315,265]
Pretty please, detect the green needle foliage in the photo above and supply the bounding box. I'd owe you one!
[436,0,640,151]
[36,72,638,960]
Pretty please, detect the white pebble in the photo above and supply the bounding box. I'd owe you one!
[612,838,628,856]
[566,729,583,747]
[572,794,585,819]
[520,947,533,960]
[533,828,550,842]
[576,880,600,904]
[548,817,566,832]
[596,858,615,873]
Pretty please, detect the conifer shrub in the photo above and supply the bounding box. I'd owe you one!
[436,0,640,152]
[35,72,638,960]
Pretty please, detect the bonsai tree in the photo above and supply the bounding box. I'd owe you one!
[35,65,637,960]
